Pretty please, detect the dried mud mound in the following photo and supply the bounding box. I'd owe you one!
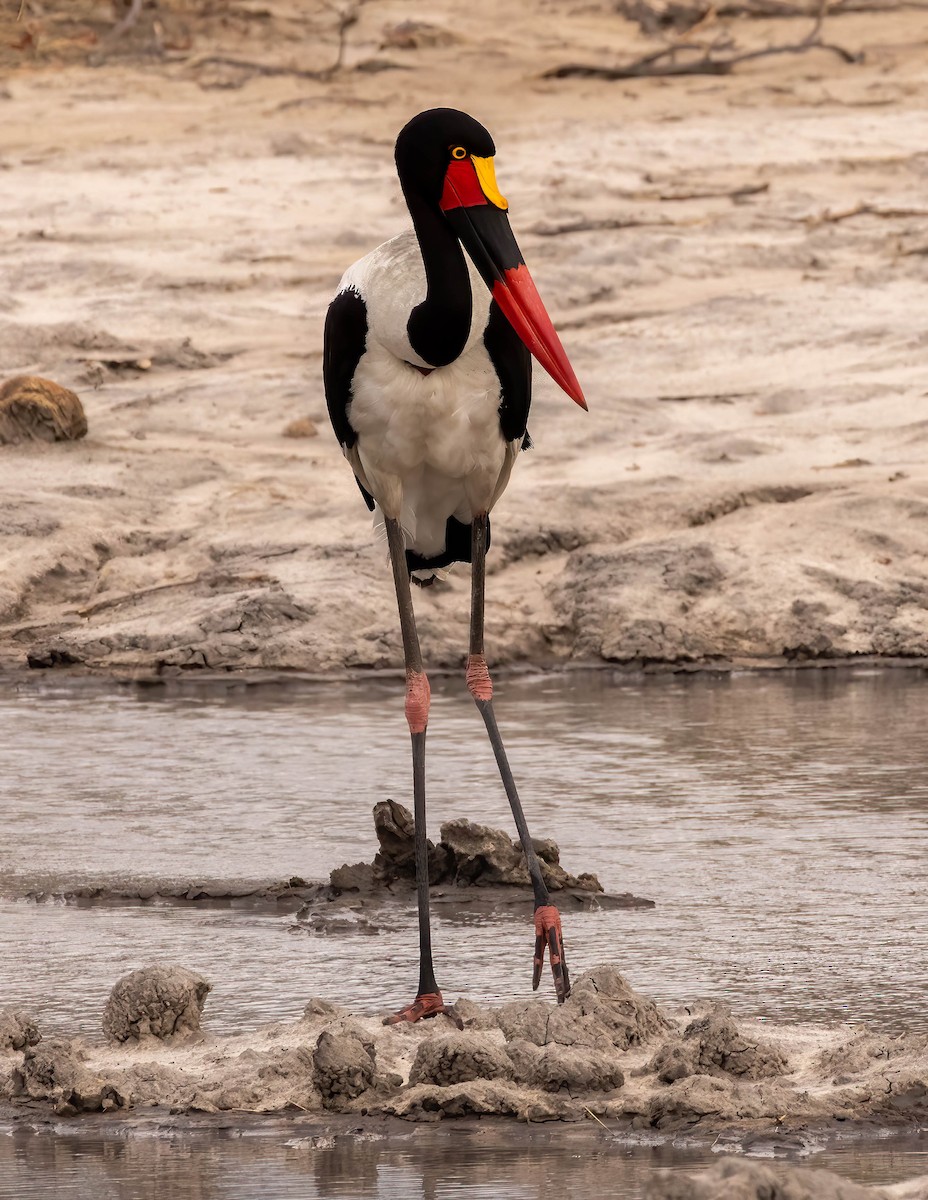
[0,1010,41,1052]
[102,966,211,1042]
[647,1006,789,1083]
[0,376,87,444]
[11,1039,127,1116]
[3,963,928,1144]
[330,799,604,893]
[643,1158,928,1199]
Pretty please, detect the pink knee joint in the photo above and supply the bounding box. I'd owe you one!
[405,669,431,734]
[466,654,493,702]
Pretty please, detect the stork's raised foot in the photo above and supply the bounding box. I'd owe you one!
[533,904,570,1003]
[383,991,462,1028]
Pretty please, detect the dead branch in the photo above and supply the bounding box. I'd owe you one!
[800,201,928,225]
[616,0,928,35]
[322,0,359,74]
[184,55,337,81]
[528,182,768,238]
[186,0,361,82]
[549,0,864,79]
[527,215,678,237]
[545,35,860,79]
[110,0,144,38]
[646,181,769,201]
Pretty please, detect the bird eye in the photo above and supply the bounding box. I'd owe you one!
[450,146,467,160]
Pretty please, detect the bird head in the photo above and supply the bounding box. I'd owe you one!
[395,108,586,410]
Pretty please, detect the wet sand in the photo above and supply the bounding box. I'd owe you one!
[1,1,928,675]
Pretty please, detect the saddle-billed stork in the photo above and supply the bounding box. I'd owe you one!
[323,108,586,1024]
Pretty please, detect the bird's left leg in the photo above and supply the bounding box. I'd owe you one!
[381,515,456,1027]
[466,512,570,1003]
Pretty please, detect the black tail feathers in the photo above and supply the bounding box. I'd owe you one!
[405,515,491,578]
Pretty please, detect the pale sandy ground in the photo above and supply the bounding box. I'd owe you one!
[1,0,927,676]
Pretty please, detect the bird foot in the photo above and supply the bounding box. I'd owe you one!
[383,991,462,1028]
[532,903,570,1003]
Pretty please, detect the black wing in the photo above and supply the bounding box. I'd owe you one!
[483,298,532,448]
[322,287,375,510]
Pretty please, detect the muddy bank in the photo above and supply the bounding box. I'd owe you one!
[1,2,928,677]
[644,1159,928,1199]
[2,807,654,917]
[4,963,928,1146]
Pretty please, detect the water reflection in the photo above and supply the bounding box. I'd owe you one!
[0,669,926,1034]
[2,1124,927,1200]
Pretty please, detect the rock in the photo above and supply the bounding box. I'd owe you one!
[648,1009,789,1082]
[380,19,457,49]
[533,837,560,864]
[389,1078,570,1122]
[329,803,603,894]
[507,1038,625,1093]
[646,1073,790,1130]
[11,1038,84,1097]
[440,817,601,891]
[440,818,528,885]
[814,1030,927,1081]
[643,1156,885,1199]
[562,965,671,1049]
[12,1038,126,1114]
[303,998,343,1021]
[312,1029,375,1109]
[374,798,417,869]
[102,965,211,1042]
[449,998,501,1031]
[0,376,87,444]
[372,799,449,883]
[497,999,551,1045]
[329,862,376,891]
[282,417,318,438]
[0,1010,41,1052]
[409,1032,512,1086]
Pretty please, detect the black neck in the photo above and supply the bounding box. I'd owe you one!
[405,193,472,367]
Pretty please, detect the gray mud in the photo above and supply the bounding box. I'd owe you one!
[644,1159,928,1198]
[7,803,653,921]
[4,963,928,1143]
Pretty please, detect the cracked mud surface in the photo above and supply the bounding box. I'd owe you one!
[4,964,928,1145]
[1,3,928,675]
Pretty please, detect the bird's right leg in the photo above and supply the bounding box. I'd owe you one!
[466,513,570,1003]
[381,516,454,1026]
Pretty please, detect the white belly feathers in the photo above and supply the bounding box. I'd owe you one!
[338,231,519,559]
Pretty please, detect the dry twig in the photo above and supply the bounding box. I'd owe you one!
[110,0,144,38]
[187,0,363,83]
[545,36,859,79]
[616,0,928,35]
[528,214,676,237]
[801,201,928,225]
[547,0,861,79]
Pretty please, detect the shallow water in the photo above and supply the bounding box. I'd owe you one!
[2,668,928,1198]
[2,668,927,1036]
[1,1123,927,1200]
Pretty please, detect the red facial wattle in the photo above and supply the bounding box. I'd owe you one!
[439,156,587,410]
[439,159,489,213]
